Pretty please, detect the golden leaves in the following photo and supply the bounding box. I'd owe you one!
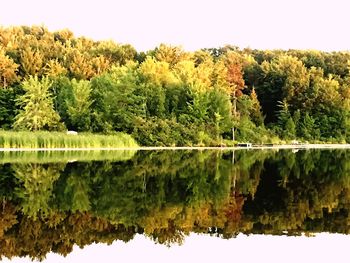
[0,48,19,88]
[43,59,67,77]
[20,47,44,78]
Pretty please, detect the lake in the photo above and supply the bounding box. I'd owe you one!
[0,148,349,262]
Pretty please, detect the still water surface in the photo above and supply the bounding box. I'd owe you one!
[0,149,349,262]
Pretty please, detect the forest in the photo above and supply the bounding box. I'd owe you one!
[1,25,350,145]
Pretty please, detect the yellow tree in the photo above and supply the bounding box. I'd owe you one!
[0,48,19,87]
[66,49,95,80]
[154,44,191,67]
[91,56,110,75]
[174,58,213,93]
[20,47,44,77]
[139,57,178,86]
[139,57,178,117]
[173,60,196,87]
[250,87,264,125]
[43,59,67,77]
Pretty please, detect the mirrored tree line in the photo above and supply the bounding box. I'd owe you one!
[0,149,350,259]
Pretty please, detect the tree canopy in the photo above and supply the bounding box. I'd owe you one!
[0,25,349,144]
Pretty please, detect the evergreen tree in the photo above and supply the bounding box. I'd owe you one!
[300,113,320,140]
[277,100,296,139]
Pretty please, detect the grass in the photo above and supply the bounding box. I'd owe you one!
[0,131,139,149]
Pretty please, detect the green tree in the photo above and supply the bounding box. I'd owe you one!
[300,112,320,140]
[90,63,146,133]
[65,79,92,131]
[277,100,296,139]
[0,87,19,129]
[51,77,74,125]
[13,76,62,131]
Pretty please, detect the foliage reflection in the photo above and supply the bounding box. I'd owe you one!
[0,149,349,260]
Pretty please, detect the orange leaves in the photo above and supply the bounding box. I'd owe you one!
[224,51,245,97]
[227,63,245,96]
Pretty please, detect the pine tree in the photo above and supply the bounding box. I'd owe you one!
[277,99,296,139]
[300,113,319,140]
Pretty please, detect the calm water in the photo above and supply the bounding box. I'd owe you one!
[0,149,349,262]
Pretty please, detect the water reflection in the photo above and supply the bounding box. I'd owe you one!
[0,149,349,260]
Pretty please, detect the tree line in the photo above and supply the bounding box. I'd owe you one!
[1,26,349,145]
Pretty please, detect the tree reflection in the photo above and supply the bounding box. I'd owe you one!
[0,149,349,259]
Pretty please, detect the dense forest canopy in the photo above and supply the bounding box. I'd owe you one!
[0,25,349,145]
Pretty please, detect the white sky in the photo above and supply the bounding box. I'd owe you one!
[2,233,350,263]
[1,0,350,51]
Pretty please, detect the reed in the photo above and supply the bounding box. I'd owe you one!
[0,131,138,149]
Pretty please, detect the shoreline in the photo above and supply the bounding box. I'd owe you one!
[0,144,350,152]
